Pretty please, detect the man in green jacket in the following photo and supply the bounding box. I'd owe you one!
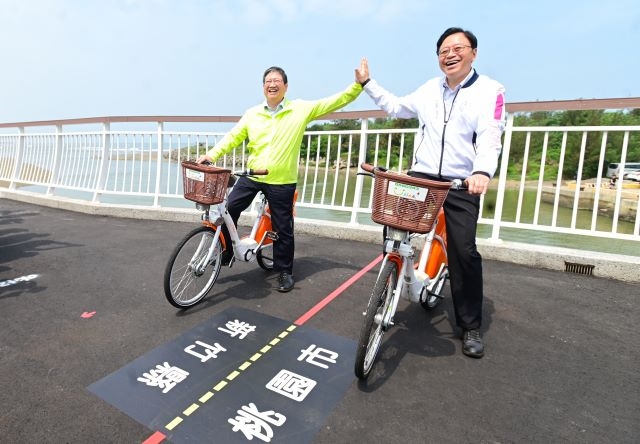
[197,62,366,292]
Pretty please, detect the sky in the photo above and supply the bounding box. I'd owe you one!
[1,0,639,124]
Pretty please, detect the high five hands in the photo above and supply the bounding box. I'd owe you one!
[355,58,369,85]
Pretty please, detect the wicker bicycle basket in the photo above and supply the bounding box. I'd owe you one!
[371,169,451,233]
[181,160,231,205]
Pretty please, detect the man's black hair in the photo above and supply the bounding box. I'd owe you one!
[263,66,288,84]
[436,27,478,53]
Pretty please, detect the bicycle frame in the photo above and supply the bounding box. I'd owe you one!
[194,197,270,265]
[193,184,297,266]
[165,164,298,308]
[377,209,448,329]
[355,162,461,379]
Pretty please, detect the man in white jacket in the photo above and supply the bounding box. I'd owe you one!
[356,27,506,358]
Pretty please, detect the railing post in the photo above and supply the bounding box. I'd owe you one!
[93,121,110,203]
[153,121,164,207]
[349,118,369,224]
[611,131,630,233]
[47,124,63,195]
[489,113,514,242]
[10,127,25,190]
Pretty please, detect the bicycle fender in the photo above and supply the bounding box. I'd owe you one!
[202,222,227,251]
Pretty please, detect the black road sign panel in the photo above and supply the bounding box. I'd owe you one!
[88,307,356,443]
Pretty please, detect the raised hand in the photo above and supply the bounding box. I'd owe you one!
[355,57,370,85]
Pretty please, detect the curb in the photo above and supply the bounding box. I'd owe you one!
[3,188,639,283]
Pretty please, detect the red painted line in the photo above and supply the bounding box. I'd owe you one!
[141,254,381,443]
[142,431,166,444]
[294,254,383,326]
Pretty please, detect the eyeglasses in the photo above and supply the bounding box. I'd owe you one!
[437,45,472,57]
[264,79,284,85]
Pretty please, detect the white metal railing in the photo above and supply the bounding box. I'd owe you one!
[1,100,640,257]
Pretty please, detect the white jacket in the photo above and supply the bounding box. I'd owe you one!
[365,69,506,179]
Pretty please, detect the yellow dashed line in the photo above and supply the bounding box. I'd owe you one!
[183,404,199,416]
[163,324,299,433]
[199,391,214,403]
[165,416,183,430]
[239,361,251,371]
[213,380,228,391]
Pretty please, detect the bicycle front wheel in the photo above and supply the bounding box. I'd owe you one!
[164,226,223,308]
[354,260,398,379]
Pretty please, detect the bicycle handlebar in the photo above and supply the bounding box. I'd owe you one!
[360,163,376,174]
[197,160,268,177]
[233,169,269,176]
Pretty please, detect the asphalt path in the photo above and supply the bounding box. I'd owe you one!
[1,198,638,443]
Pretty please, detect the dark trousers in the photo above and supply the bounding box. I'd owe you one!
[222,177,296,274]
[409,172,483,330]
[443,190,483,330]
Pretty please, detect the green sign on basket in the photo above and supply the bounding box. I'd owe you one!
[387,181,428,202]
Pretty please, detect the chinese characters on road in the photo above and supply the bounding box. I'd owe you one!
[136,318,343,442]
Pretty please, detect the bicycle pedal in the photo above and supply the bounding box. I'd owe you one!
[266,231,279,241]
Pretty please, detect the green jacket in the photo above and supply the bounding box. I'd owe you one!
[206,82,363,184]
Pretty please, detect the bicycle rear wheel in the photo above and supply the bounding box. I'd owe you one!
[164,226,223,308]
[256,244,274,271]
[420,265,448,310]
[354,260,398,379]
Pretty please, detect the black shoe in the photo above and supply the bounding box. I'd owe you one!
[277,272,294,293]
[220,251,234,266]
[462,329,484,358]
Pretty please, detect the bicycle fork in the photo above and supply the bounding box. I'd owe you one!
[190,227,222,274]
[372,230,421,330]
[188,202,227,272]
[372,255,403,331]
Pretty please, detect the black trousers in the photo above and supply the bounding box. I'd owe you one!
[408,172,483,330]
[222,177,296,274]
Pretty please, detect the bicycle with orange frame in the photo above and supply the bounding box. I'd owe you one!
[354,162,465,379]
[163,161,296,308]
